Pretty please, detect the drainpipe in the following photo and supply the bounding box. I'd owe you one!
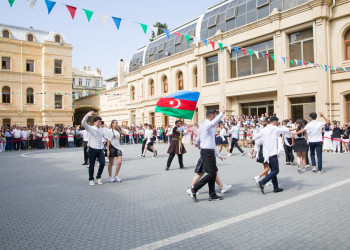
[21,41,23,113]
[326,0,335,121]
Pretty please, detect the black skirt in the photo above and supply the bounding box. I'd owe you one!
[219,136,229,145]
[257,145,267,164]
[194,157,205,173]
[294,138,308,152]
[109,144,122,157]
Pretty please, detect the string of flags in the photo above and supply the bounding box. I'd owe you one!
[1,103,142,108]
[6,0,350,73]
[1,92,145,98]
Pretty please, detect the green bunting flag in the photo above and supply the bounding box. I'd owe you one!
[270,55,275,61]
[8,0,15,7]
[248,49,253,57]
[140,23,148,34]
[83,9,93,22]
[290,59,294,66]
[218,42,223,52]
[183,34,190,44]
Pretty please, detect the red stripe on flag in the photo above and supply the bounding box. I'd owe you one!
[156,97,197,111]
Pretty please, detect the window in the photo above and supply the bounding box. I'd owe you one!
[290,96,316,121]
[26,88,34,104]
[162,76,168,93]
[206,55,219,83]
[2,30,9,38]
[54,60,62,74]
[26,60,34,72]
[72,78,75,87]
[86,79,91,87]
[27,34,33,42]
[150,80,155,96]
[2,119,11,128]
[72,92,75,100]
[150,112,155,126]
[177,72,184,90]
[231,39,274,78]
[225,7,237,20]
[345,28,350,60]
[55,35,61,43]
[54,95,62,109]
[193,67,198,87]
[289,28,314,67]
[208,15,218,28]
[95,80,99,87]
[27,119,34,128]
[346,94,350,123]
[131,86,135,101]
[164,115,169,126]
[2,57,10,70]
[2,86,10,103]
[78,78,82,86]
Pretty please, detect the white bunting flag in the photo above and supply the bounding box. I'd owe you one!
[294,59,299,65]
[98,13,108,26]
[254,51,259,59]
[27,0,37,9]
[226,45,232,54]
[152,26,159,37]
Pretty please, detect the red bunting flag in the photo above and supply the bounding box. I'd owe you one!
[210,41,215,50]
[174,32,181,38]
[241,48,246,56]
[66,5,77,19]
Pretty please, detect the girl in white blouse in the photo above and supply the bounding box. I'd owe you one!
[218,123,231,156]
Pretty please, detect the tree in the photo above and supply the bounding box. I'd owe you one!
[150,22,168,42]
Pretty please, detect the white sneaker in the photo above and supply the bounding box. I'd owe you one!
[227,153,232,156]
[297,165,302,173]
[108,177,115,183]
[186,187,192,195]
[312,166,317,172]
[96,179,103,185]
[253,176,260,186]
[240,152,245,156]
[318,170,324,174]
[139,155,145,159]
[265,181,273,187]
[89,180,95,186]
[306,164,311,168]
[221,184,232,194]
[114,176,122,182]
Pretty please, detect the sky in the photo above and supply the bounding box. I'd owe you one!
[1,0,219,79]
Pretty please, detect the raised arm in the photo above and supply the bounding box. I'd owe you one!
[81,111,94,132]
[319,112,330,125]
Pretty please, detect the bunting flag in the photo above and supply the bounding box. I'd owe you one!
[226,45,232,54]
[294,59,298,65]
[152,26,159,36]
[45,0,56,14]
[260,52,265,59]
[99,13,108,25]
[174,32,181,38]
[183,34,190,44]
[210,41,215,50]
[298,60,302,66]
[201,39,207,46]
[27,0,37,9]
[8,0,15,7]
[83,9,94,22]
[254,51,259,59]
[247,49,253,58]
[162,29,170,38]
[66,5,77,19]
[218,42,223,52]
[234,46,239,56]
[290,59,294,66]
[112,17,121,29]
[140,23,148,34]
[281,57,286,63]
[241,48,246,56]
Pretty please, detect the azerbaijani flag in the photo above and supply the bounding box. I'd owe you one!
[155,90,200,119]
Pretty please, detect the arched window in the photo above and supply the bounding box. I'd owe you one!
[131,86,135,101]
[177,71,183,90]
[150,80,155,96]
[55,35,61,43]
[2,30,9,38]
[26,88,34,104]
[27,34,34,42]
[345,28,350,60]
[162,76,168,93]
[2,86,10,103]
[193,67,198,88]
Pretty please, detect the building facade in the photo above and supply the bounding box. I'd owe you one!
[0,23,73,127]
[74,0,350,127]
[72,66,103,100]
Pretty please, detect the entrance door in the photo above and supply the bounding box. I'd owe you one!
[290,96,316,121]
[346,95,350,123]
[250,107,257,117]
[150,112,155,126]
[257,107,267,116]
[3,119,11,128]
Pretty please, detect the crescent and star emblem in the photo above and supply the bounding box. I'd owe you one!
[169,99,181,108]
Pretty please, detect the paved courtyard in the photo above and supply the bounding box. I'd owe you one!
[1,144,350,249]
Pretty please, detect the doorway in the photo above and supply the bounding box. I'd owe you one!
[346,94,350,123]
[149,112,155,126]
[241,101,274,117]
[2,118,11,128]
[290,96,316,121]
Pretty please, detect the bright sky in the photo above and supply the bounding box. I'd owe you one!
[1,0,219,79]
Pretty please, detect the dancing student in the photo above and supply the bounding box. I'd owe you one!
[252,116,296,194]
[331,121,342,153]
[253,121,272,187]
[76,125,89,166]
[218,123,231,156]
[291,119,309,173]
[281,120,295,165]
[139,123,154,157]
[341,124,350,154]
[139,124,157,158]
[166,120,186,170]
[249,121,260,158]
[189,107,226,202]
[106,120,123,183]
[229,118,245,156]
[82,111,105,186]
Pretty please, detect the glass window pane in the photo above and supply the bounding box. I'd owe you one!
[226,7,237,20]
[257,5,269,19]
[302,28,313,40]
[247,0,256,11]
[226,18,236,31]
[283,0,297,10]
[237,55,251,77]
[246,10,257,23]
[214,63,219,82]
[252,54,267,74]
[237,4,247,15]
[346,43,350,60]
[345,29,350,40]
[303,39,314,62]
[236,15,246,27]
[268,49,275,71]
[289,42,301,67]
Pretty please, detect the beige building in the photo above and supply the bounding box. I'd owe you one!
[74,0,350,127]
[0,23,73,127]
[72,66,103,100]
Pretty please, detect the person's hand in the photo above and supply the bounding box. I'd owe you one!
[221,106,225,114]
[291,143,295,147]
[219,156,226,161]
[319,112,324,118]
[86,111,94,116]
[107,150,110,157]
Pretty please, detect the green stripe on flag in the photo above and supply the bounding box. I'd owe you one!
[155,106,194,120]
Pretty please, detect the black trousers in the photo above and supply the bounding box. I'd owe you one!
[167,153,184,169]
[193,149,217,197]
[83,141,88,163]
[88,147,105,181]
[261,155,279,190]
[230,138,244,153]
[284,138,294,163]
[141,140,153,154]
[14,138,21,150]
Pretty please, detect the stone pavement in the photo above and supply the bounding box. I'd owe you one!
[0,144,350,249]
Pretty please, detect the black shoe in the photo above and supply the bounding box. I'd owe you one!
[190,188,198,202]
[180,166,185,169]
[82,162,87,165]
[258,181,265,194]
[165,167,169,171]
[273,187,284,193]
[208,194,223,201]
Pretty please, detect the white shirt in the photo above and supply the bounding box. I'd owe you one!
[197,112,224,150]
[76,130,89,142]
[100,126,108,143]
[253,124,290,163]
[20,130,29,139]
[105,128,122,151]
[304,120,326,143]
[220,128,227,141]
[196,123,221,158]
[13,129,21,138]
[229,122,240,139]
[82,115,104,150]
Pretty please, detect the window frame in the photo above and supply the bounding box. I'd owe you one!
[78,78,82,86]
[288,28,314,68]
[193,67,198,88]
[2,86,11,103]
[344,28,350,61]
[2,57,11,70]
[150,80,155,96]
[26,59,34,72]
[206,55,219,83]
[86,79,91,87]
[2,29,10,38]
[95,80,100,87]
[162,76,168,93]
[55,35,61,43]
[177,72,184,90]
[27,33,34,42]
[131,86,135,101]
[54,60,62,74]
[54,95,63,109]
[26,88,34,104]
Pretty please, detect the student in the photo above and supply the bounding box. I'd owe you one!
[218,123,231,156]
[229,118,245,156]
[281,120,295,165]
[106,120,123,183]
[292,119,309,173]
[139,124,157,158]
[341,124,349,154]
[166,120,187,170]
[331,122,342,153]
